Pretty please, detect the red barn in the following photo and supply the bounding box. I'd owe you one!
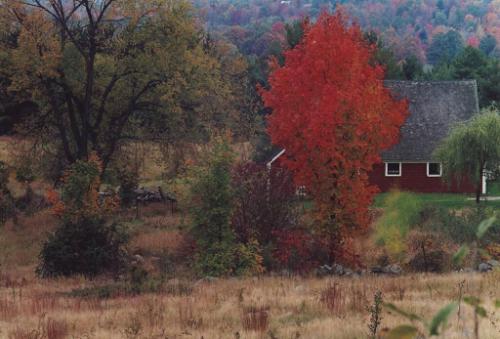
[371,80,480,194]
[267,80,483,194]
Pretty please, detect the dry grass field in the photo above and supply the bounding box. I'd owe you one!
[0,270,499,339]
[1,208,498,338]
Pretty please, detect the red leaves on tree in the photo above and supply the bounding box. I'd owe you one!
[260,12,408,260]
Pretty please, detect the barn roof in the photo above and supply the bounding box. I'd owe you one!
[382,80,479,162]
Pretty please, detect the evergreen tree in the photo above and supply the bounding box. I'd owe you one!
[190,138,237,276]
[479,34,497,56]
[427,31,464,65]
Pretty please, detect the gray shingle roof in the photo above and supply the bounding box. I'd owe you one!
[382,80,479,162]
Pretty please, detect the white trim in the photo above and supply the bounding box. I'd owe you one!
[426,162,442,177]
[482,174,487,194]
[266,149,286,170]
[385,162,402,177]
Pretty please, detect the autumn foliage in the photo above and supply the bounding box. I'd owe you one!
[260,13,408,261]
[46,153,117,221]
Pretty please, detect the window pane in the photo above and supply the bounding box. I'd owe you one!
[428,163,441,176]
[387,163,400,175]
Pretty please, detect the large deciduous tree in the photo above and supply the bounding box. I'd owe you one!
[260,13,408,262]
[435,108,500,204]
[0,0,240,171]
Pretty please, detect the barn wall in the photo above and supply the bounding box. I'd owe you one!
[369,163,476,194]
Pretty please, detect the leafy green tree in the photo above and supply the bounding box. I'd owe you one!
[427,31,464,65]
[452,47,488,80]
[190,137,238,276]
[435,108,500,203]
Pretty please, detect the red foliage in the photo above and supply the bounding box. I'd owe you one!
[260,12,408,259]
[272,228,327,273]
[467,35,480,47]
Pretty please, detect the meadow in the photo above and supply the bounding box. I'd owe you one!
[0,204,498,339]
[1,138,500,339]
[0,266,499,338]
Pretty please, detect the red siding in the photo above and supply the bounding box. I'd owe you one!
[369,163,476,193]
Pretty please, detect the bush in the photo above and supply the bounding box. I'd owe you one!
[405,230,455,272]
[374,190,423,259]
[272,228,329,273]
[190,138,240,276]
[194,240,237,277]
[231,162,298,245]
[38,154,127,278]
[37,216,128,277]
[235,240,264,276]
[418,206,495,244]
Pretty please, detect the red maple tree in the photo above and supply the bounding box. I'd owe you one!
[260,12,408,263]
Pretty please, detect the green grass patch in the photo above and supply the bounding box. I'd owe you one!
[373,193,500,209]
[487,181,500,196]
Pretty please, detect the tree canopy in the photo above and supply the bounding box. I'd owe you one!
[0,0,246,171]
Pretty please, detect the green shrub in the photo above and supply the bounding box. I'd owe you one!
[235,240,264,276]
[194,240,237,277]
[374,190,423,258]
[190,138,239,276]
[37,216,129,278]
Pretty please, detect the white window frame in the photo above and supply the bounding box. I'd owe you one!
[385,162,402,177]
[427,162,442,177]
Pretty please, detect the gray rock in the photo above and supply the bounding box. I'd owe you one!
[478,262,493,272]
[487,259,500,267]
[383,264,402,275]
[316,265,333,277]
[332,263,345,276]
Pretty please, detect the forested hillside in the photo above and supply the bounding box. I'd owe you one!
[194,0,500,64]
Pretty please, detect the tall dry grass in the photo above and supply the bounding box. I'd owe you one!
[0,271,498,338]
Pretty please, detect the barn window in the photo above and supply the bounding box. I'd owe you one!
[427,162,442,177]
[385,162,401,177]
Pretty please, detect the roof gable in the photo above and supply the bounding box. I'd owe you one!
[382,80,479,162]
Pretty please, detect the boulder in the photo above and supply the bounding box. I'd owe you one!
[332,263,345,276]
[478,262,493,273]
[487,259,500,268]
[382,264,402,275]
[316,264,333,277]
